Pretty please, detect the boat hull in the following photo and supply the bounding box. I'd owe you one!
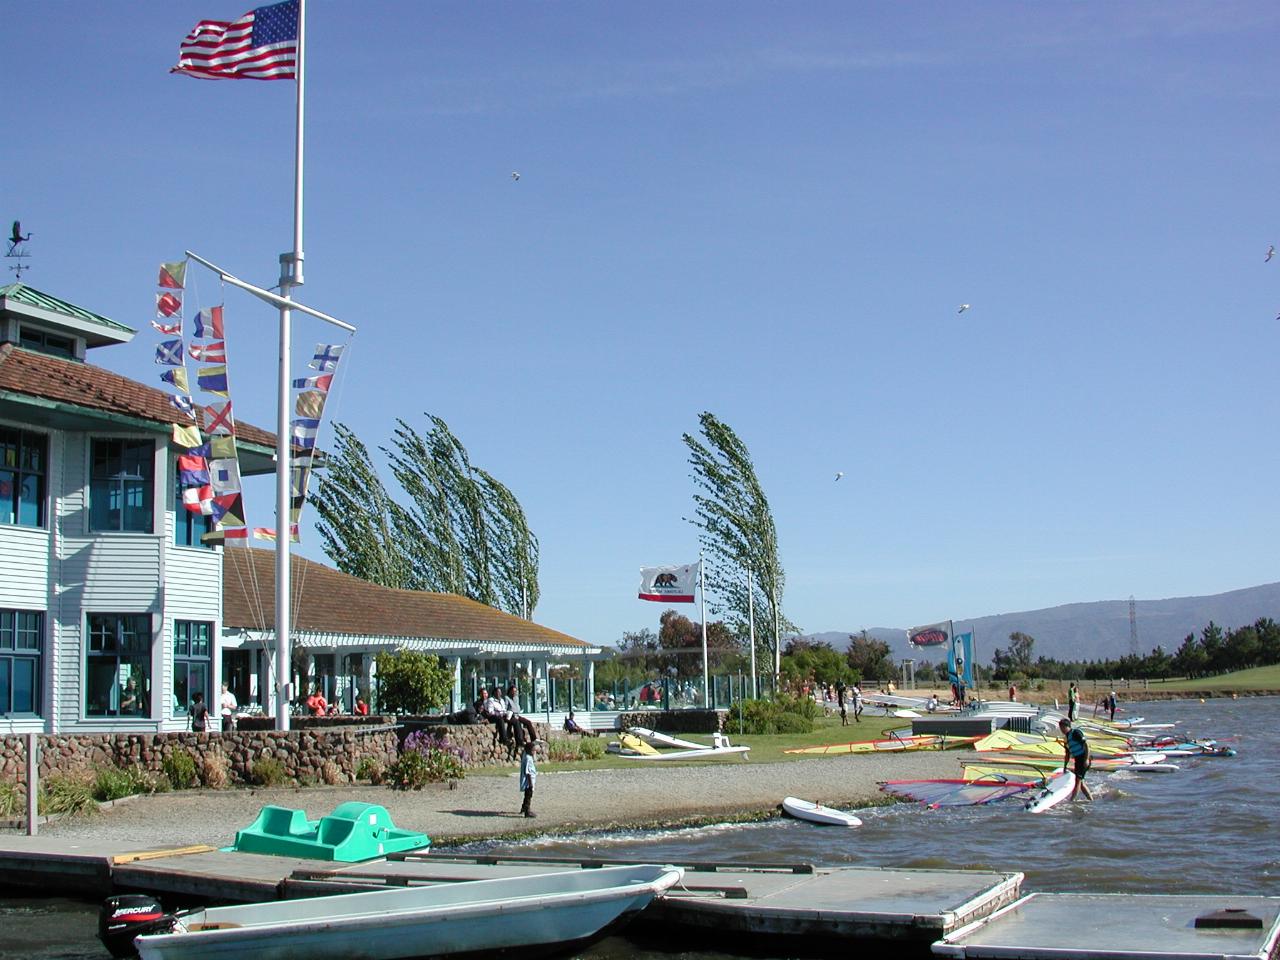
[133,865,683,960]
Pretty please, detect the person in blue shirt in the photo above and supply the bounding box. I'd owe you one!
[1057,718,1094,802]
[519,740,538,818]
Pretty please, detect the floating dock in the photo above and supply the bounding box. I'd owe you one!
[934,892,1280,960]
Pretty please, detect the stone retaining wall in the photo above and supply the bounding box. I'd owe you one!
[399,720,552,766]
[616,709,726,733]
[0,728,399,790]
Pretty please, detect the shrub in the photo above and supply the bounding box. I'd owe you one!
[546,736,579,762]
[92,766,136,802]
[355,757,384,784]
[162,749,199,790]
[0,780,23,817]
[198,755,230,789]
[375,650,453,714]
[320,760,344,786]
[42,774,97,817]
[251,757,288,787]
[578,736,606,760]
[728,696,816,735]
[388,730,467,789]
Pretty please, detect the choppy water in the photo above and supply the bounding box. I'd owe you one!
[9,696,1275,959]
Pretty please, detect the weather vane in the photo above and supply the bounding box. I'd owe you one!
[6,220,32,279]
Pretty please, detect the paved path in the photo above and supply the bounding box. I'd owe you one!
[15,752,962,848]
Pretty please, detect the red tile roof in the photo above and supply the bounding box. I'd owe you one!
[0,343,275,448]
[223,548,590,649]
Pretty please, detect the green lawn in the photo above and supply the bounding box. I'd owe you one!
[496,715,914,777]
[1144,664,1280,692]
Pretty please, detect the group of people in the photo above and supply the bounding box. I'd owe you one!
[474,684,539,749]
[186,683,244,732]
[303,687,370,717]
[834,681,863,726]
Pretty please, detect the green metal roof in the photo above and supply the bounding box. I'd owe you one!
[0,283,134,334]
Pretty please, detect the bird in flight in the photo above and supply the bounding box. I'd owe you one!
[834,471,844,482]
[511,171,521,182]
[1267,245,1275,263]
[957,304,970,314]
[9,221,31,245]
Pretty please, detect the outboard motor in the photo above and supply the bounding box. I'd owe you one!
[98,894,176,959]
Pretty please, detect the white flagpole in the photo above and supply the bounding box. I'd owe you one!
[747,565,757,699]
[699,554,709,708]
[275,0,306,732]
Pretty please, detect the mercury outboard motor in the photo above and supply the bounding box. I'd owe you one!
[98,894,176,959]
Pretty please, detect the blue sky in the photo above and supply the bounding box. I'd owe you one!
[8,2,1280,647]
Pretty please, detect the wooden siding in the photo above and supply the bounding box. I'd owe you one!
[0,526,50,608]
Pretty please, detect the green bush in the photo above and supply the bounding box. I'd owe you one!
[578,736,606,760]
[546,737,579,762]
[386,747,464,790]
[42,774,97,817]
[355,757,384,783]
[251,757,288,787]
[0,780,23,817]
[375,650,453,714]
[162,750,199,790]
[92,766,137,802]
[728,695,816,735]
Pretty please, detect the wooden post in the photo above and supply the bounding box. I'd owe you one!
[25,732,38,837]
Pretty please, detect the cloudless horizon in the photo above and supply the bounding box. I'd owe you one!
[8,2,1280,646]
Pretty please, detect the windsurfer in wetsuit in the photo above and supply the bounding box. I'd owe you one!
[1058,718,1094,802]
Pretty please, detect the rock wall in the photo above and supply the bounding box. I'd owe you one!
[616,709,726,733]
[398,720,551,765]
[0,727,399,789]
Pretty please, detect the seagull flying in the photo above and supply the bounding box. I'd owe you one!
[511,171,520,181]
[1267,245,1275,263]
[834,472,844,481]
[957,304,970,314]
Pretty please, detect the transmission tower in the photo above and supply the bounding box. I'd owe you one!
[1129,595,1139,657]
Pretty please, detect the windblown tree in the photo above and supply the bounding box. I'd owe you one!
[682,411,792,675]
[312,416,539,617]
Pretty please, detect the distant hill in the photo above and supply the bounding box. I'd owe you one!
[803,582,1280,665]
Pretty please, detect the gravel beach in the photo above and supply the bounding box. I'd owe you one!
[22,751,963,848]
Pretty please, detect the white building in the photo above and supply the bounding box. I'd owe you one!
[0,282,599,733]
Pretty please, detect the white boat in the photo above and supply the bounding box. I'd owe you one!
[607,731,750,761]
[781,796,862,827]
[628,726,715,751]
[126,864,683,960]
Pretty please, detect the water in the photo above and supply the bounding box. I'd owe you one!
[10,696,1276,958]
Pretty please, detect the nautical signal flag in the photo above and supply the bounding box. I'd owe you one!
[161,367,190,393]
[193,306,224,339]
[204,400,235,435]
[309,343,344,371]
[172,423,202,450]
[290,419,319,449]
[208,434,237,459]
[209,458,242,496]
[183,484,214,515]
[295,390,326,419]
[151,319,182,336]
[170,395,198,420]
[155,340,184,365]
[173,0,299,81]
[158,261,187,289]
[156,292,182,318]
[197,365,229,396]
[189,341,226,363]
[291,373,332,391]
[177,454,211,488]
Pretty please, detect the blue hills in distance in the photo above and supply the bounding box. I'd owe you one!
[805,581,1280,664]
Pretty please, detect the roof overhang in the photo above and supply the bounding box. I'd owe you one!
[1,293,133,347]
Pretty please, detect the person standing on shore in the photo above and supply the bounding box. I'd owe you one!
[519,740,538,818]
[1057,718,1094,802]
[852,683,863,722]
[1067,683,1078,721]
[1107,690,1118,722]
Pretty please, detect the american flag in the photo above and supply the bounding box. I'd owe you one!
[172,0,299,80]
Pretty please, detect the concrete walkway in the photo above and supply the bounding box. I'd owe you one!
[14,751,961,848]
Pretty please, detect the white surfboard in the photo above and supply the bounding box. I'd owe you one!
[782,796,862,827]
[1024,770,1077,813]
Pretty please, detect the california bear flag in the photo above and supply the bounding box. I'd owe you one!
[638,563,698,603]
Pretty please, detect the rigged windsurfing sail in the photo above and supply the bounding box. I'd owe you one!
[879,775,1039,807]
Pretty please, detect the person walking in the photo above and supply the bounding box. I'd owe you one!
[1057,717,1094,802]
[1067,682,1078,722]
[837,682,848,726]
[852,683,863,722]
[189,691,210,733]
[518,740,538,818]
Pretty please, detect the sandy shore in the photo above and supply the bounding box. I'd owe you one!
[22,751,964,848]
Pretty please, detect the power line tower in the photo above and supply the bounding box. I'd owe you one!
[1129,595,1139,657]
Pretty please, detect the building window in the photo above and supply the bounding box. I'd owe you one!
[18,327,75,359]
[0,610,43,715]
[86,614,151,717]
[173,470,213,548]
[172,621,211,719]
[90,439,153,533]
[0,427,46,527]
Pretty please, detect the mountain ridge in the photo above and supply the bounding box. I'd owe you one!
[803,581,1280,664]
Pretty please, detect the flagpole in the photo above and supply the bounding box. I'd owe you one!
[698,554,709,708]
[275,0,306,732]
[747,565,756,699]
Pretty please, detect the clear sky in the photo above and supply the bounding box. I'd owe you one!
[8,2,1280,647]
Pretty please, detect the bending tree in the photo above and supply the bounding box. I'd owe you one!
[683,411,791,674]
[312,416,539,617]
